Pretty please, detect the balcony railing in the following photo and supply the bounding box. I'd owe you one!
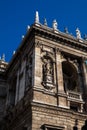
[67,91,83,101]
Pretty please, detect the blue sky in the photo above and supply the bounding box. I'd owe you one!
[0,0,87,62]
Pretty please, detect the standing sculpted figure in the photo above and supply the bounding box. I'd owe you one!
[76,28,81,39]
[53,19,58,30]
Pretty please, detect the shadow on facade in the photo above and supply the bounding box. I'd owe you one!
[81,120,87,130]
[73,119,78,130]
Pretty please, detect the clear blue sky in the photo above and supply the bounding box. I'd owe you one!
[0,0,87,62]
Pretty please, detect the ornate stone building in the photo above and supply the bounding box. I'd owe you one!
[0,11,87,130]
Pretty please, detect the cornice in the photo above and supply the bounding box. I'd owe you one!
[33,24,87,52]
[5,24,87,76]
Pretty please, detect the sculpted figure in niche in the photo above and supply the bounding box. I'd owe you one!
[45,59,53,75]
[42,56,54,89]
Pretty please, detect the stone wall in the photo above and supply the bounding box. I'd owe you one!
[32,102,87,130]
[0,77,7,130]
[4,95,32,130]
[2,23,87,130]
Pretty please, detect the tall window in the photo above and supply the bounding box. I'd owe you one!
[15,59,26,102]
[18,72,24,100]
[62,61,79,92]
[25,55,32,91]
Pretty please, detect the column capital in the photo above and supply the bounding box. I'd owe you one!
[55,47,62,55]
[35,41,42,48]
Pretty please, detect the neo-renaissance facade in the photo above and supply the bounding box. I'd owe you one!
[0,11,87,130]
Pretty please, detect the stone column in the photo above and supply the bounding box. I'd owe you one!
[53,62,56,85]
[82,58,87,112]
[82,59,87,93]
[56,49,68,108]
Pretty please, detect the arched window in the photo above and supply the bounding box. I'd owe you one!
[62,61,79,92]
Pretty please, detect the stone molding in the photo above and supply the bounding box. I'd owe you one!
[31,101,87,120]
[33,25,87,52]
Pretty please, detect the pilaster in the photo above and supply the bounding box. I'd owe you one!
[56,49,67,108]
[82,58,87,93]
[56,49,64,93]
[33,42,42,88]
[82,58,87,112]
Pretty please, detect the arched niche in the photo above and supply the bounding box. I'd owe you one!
[41,53,55,90]
[62,61,79,92]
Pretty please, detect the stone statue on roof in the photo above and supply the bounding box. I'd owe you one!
[53,19,58,30]
[76,28,81,39]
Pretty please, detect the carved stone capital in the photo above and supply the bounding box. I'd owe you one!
[35,41,42,48]
[41,51,55,63]
[55,48,62,55]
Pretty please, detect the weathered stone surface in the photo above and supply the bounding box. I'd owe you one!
[0,19,87,130]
